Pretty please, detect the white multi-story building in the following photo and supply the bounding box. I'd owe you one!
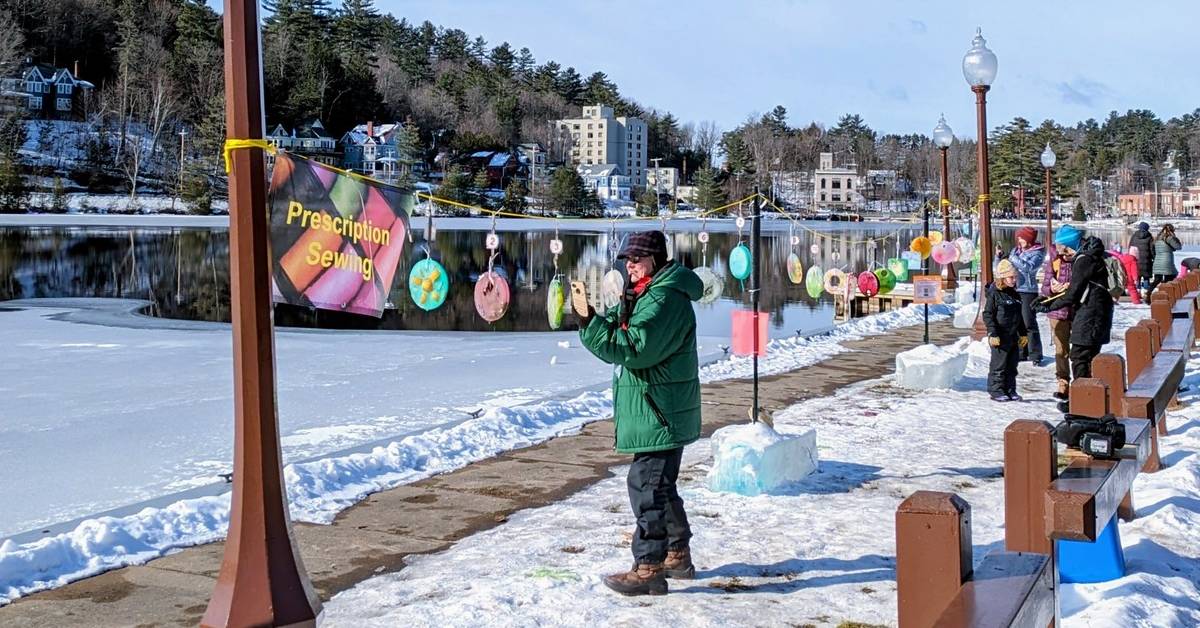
[646,166,679,197]
[813,152,862,210]
[556,104,648,187]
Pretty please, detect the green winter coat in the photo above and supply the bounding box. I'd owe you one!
[579,261,703,453]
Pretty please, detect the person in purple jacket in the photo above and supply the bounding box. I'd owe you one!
[1042,225,1079,400]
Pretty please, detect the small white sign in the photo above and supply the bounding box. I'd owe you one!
[485,233,500,250]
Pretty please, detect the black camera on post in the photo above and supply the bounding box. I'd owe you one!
[1055,414,1126,460]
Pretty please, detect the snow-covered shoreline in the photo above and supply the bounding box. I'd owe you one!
[0,301,960,606]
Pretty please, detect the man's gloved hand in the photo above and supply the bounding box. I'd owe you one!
[989,336,1001,347]
[1018,336,1029,348]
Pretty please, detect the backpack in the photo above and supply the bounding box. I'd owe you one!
[1103,254,1126,298]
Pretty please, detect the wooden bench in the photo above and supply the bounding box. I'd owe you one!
[896,491,1055,628]
[1121,323,1185,457]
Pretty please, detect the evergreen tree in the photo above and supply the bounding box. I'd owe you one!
[549,167,589,216]
[50,177,68,213]
[334,0,381,71]
[636,186,659,217]
[0,113,28,214]
[555,66,583,104]
[488,42,515,77]
[393,119,422,189]
[438,166,472,213]
[692,167,727,213]
[582,72,619,107]
[515,47,535,81]
[502,180,528,214]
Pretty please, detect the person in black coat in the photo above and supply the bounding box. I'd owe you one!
[983,259,1029,402]
[1129,222,1155,295]
[1061,235,1115,379]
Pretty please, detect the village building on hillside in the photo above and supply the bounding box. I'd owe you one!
[265,119,340,166]
[578,163,632,202]
[0,62,94,120]
[555,104,648,187]
[340,121,407,180]
[812,151,863,211]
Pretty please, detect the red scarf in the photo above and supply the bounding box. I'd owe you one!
[620,276,654,330]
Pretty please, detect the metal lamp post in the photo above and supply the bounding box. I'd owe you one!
[963,27,999,340]
[932,114,956,289]
[1041,143,1057,242]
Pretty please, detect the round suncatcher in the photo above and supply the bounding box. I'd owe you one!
[910,236,932,259]
[729,244,752,281]
[805,265,824,299]
[887,257,909,282]
[874,268,897,294]
[546,277,565,329]
[931,241,960,265]
[823,268,848,296]
[786,252,805,285]
[857,271,880,297]
[474,271,510,323]
[601,269,624,310]
[693,266,723,305]
[409,258,449,311]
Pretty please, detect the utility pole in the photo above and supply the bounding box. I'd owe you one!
[651,157,662,215]
[202,0,321,625]
[173,128,187,213]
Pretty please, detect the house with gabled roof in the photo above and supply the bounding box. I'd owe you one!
[340,121,406,180]
[578,163,631,202]
[0,62,94,120]
[264,119,341,166]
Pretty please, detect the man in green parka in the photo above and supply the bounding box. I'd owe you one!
[573,230,703,596]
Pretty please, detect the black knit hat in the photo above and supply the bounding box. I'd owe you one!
[617,230,668,268]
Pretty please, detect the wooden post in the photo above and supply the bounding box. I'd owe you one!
[896,491,972,628]
[1090,355,1135,521]
[203,0,322,625]
[1069,378,1109,417]
[1125,326,1153,383]
[1004,420,1056,554]
[1150,294,1172,331]
[1139,319,1163,354]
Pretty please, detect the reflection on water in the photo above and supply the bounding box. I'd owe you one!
[0,222,1142,334]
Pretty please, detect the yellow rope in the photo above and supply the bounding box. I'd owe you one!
[222,139,276,173]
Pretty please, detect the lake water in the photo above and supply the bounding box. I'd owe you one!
[0,219,1146,336]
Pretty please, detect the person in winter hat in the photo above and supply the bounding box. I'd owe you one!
[573,230,702,596]
[1062,233,1114,380]
[1111,244,1141,305]
[1042,226,1079,400]
[1129,221,1155,296]
[1007,226,1046,364]
[1149,223,1182,298]
[984,259,1029,402]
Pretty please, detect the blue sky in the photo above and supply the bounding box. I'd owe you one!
[221,0,1200,136]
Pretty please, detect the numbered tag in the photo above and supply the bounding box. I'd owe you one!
[549,239,563,255]
[485,233,499,250]
[735,216,746,229]
[698,231,710,244]
[832,251,840,262]
[810,243,820,256]
[790,235,800,246]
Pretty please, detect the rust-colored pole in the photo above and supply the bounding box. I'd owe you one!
[203,0,322,626]
[940,146,957,289]
[972,85,993,340]
[896,491,971,628]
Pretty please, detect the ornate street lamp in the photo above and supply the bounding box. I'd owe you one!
[932,114,956,289]
[963,27,998,339]
[1041,142,1057,241]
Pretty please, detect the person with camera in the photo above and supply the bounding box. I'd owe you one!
[1041,225,1079,400]
[572,230,703,596]
[1061,233,1115,380]
[984,259,1028,402]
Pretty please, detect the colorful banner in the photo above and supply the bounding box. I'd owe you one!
[268,152,413,317]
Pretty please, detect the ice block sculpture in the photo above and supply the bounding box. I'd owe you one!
[895,342,968,390]
[707,422,817,496]
[953,305,977,329]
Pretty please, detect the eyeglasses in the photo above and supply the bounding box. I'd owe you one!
[625,255,643,263]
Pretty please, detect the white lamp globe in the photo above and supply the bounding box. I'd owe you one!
[962,28,998,87]
[932,115,954,149]
[1041,143,1057,169]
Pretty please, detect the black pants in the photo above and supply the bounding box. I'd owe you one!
[988,339,1020,396]
[627,447,691,564]
[1070,343,1102,380]
[1018,293,1043,362]
[1149,273,1177,298]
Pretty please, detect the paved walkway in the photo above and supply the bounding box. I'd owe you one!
[0,319,961,627]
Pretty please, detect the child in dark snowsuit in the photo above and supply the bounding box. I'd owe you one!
[984,259,1029,402]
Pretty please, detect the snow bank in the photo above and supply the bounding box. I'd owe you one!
[0,390,612,604]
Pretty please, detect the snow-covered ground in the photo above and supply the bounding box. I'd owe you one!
[320,304,1200,627]
[0,299,958,605]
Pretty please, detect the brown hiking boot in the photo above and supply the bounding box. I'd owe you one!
[1054,379,1069,401]
[663,547,695,579]
[602,563,668,596]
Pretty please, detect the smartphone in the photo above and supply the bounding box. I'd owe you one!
[570,280,586,297]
